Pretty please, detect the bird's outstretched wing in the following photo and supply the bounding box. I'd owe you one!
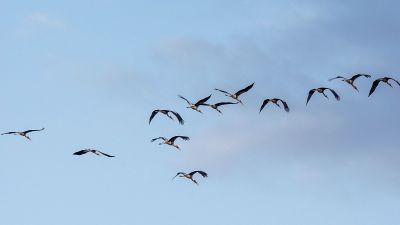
[170,136,190,143]
[328,88,340,101]
[178,95,192,105]
[195,95,212,106]
[368,79,381,97]
[151,137,166,142]
[189,171,208,178]
[24,128,45,134]
[389,77,400,86]
[351,74,371,81]
[172,172,185,180]
[259,99,270,113]
[97,150,115,157]
[214,88,231,95]
[279,99,290,112]
[328,76,345,81]
[1,131,17,135]
[73,150,90,155]
[149,110,159,124]
[214,102,238,107]
[235,82,255,96]
[306,89,316,105]
[170,111,184,125]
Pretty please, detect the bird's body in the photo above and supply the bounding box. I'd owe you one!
[151,136,190,150]
[73,149,115,157]
[259,98,289,113]
[202,102,238,114]
[306,87,340,105]
[215,82,254,104]
[368,77,400,97]
[1,128,45,140]
[329,74,371,91]
[172,171,208,185]
[149,109,184,125]
[179,95,212,113]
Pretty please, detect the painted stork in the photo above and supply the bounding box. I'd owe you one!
[172,171,208,185]
[151,136,190,150]
[368,77,400,97]
[306,87,340,105]
[201,102,238,114]
[179,94,212,113]
[259,98,290,113]
[214,82,255,104]
[73,149,115,157]
[329,74,371,92]
[1,128,45,140]
[149,109,184,125]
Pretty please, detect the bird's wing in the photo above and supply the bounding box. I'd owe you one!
[352,74,371,81]
[1,131,17,135]
[328,76,345,81]
[328,88,340,101]
[24,128,45,134]
[389,77,400,86]
[172,172,184,180]
[214,88,231,95]
[368,79,381,97]
[170,136,190,143]
[279,99,290,112]
[259,99,270,113]
[149,110,159,124]
[235,82,255,96]
[73,150,89,155]
[306,89,316,105]
[178,95,192,105]
[151,137,166,142]
[214,102,238,107]
[170,111,184,125]
[195,94,212,106]
[98,151,115,157]
[190,171,208,178]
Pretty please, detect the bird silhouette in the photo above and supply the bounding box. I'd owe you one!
[1,128,45,141]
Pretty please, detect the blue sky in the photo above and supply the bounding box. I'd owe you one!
[1,1,400,225]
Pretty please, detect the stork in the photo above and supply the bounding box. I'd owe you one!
[306,87,340,105]
[368,77,400,97]
[329,74,371,92]
[1,128,45,140]
[214,82,254,104]
[73,149,115,157]
[259,98,290,113]
[202,102,238,114]
[151,136,190,150]
[149,109,184,125]
[179,94,212,113]
[172,171,208,185]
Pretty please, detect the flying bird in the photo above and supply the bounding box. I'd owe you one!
[329,74,371,91]
[149,109,184,125]
[151,136,190,150]
[306,88,340,105]
[215,82,255,104]
[179,94,212,113]
[73,149,115,157]
[259,98,290,113]
[368,77,400,97]
[1,128,45,140]
[172,171,208,185]
[201,102,238,114]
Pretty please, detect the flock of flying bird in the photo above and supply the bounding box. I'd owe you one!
[2,75,399,185]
